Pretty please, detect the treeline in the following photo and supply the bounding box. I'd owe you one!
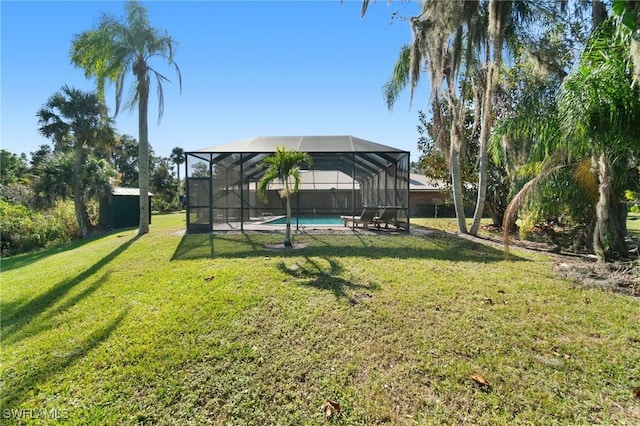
[2,1,183,257]
[0,140,184,257]
[376,0,640,262]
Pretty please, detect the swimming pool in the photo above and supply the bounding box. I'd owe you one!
[264,215,344,225]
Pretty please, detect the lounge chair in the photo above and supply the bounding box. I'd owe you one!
[341,206,378,229]
[372,206,404,230]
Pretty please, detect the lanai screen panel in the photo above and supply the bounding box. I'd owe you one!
[185,153,212,232]
[184,136,410,232]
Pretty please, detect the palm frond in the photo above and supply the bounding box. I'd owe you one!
[383,44,411,110]
[502,152,567,258]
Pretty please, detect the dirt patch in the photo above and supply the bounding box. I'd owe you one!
[554,261,640,298]
[264,243,308,251]
[416,226,640,299]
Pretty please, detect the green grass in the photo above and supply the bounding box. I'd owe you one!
[628,212,640,239]
[2,213,639,425]
[411,217,497,235]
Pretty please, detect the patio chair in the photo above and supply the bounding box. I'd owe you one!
[372,206,403,230]
[341,206,379,229]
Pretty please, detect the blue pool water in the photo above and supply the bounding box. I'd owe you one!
[265,215,343,225]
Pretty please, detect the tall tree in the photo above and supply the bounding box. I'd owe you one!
[558,20,640,261]
[0,150,29,185]
[403,0,483,233]
[257,146,312,248]
[374,1,538,235]
[29,145,53,171]
[112,134,140,187]
[37,86,114,236]
[500,17,640,262]
[71,0,181,235]
[170,146,185,202]
[470,1,525,235]
[150,155,179,211]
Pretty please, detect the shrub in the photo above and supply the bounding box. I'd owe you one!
[0,199,79,257]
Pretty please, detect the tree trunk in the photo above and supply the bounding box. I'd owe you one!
[138,69,150,235]
[176,162,181,206]
[448,82,468,234]
[450,125,468,234]
[471,1,506,236]
[593,151,628,262]
[631,37,640,86]
[284,182,292,247]
[471,56,499,235]
[73,141,91,237]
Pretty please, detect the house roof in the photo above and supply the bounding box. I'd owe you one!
[409,174,446,191]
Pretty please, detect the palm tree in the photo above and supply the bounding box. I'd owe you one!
[470,1,532,235]
[70,0,181,235]
[501,20,640,262]
[558,21,640,261]
[405,0,483,234]
[170,146,185,204]
[377,1,535,235]
[37,85,114,236]
[257,146,312,247]
[611,0,640,85]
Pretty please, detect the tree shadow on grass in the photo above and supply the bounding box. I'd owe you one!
[1,307,129,407]
[171,234,215,259]
[172,231,527,263]
[3,271,114,346]
[277,256,380,301]
[1,229,137,273]
[1,235,140,342]
[171,233,272,260]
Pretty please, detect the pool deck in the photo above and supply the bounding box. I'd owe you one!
[211,217,409,233]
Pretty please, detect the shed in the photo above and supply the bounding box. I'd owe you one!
[99,187,153,229]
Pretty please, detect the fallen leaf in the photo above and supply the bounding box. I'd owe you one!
[470,372,490,387]
[483,298,494,305]
[633,388,640,399]
[322,399,341,419]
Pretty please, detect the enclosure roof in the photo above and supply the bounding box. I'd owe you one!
[192,135,408,154]
[256,172,442,191]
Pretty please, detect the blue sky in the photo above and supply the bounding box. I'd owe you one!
[1,1,429,163]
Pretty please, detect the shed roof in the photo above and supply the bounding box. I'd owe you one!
[112,187,154,196]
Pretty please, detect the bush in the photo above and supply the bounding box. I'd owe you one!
[152,198,179,213]
[0,199,79,257]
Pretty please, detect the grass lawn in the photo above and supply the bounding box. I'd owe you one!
[629,212,640,239]
[411,218,497,236]
[2,213,639,425]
